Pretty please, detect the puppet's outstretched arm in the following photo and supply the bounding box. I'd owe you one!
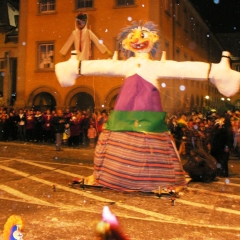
[55,52,124,87]
[59,33,74,56]
[209,51,240,97]
[157,51,240,97]
[89,30,111,55]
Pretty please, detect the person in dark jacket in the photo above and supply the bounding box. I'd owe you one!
[51,109,66,151]
[209,116,234,177]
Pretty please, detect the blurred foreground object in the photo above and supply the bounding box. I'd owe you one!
[95,206,129,240]
[3,215,23,240]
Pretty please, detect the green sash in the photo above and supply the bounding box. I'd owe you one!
[105,110,168,133]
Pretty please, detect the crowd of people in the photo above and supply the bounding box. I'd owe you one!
[167,109,240,180]
[1,105,239,179]
[0,106,109,149]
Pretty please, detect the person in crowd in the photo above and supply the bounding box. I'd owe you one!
[209,116,234,177]
[68,113,80,146]
[51,109,66,151]
[25,109,35,142]
[0,114,6,141]
[63,108,72,123]
[16,109,26,141]
[174,114,188,153]
[77,111,84,145]
[90,112,98,130]
[82,113,90,146]
[8,109,18,141]
[34,110,44,142]
[167,115,178,136]
[183,148,218,183]
[42,109,53,142]
[90,112,98,145]
[62,122,70,145]
[88,124,97,148]
[96,110,108,136]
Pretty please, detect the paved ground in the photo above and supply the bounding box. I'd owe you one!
[0,141,240,239]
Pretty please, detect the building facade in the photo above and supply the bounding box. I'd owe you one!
[1,0,239,115]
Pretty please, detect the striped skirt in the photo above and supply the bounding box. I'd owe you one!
[93,130,186,192]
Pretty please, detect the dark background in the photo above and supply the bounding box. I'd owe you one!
[189,0,240,33]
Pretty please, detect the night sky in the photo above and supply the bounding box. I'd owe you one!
[189,0,240,33]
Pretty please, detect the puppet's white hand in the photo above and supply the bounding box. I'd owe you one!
[55,54,79,87]
[210,51,240,97]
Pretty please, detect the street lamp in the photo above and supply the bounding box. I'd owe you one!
[205,95,210,111]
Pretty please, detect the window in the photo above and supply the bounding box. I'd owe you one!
[39,0,55,13]
[175,48,180,61]
[236,65,240,72]
[76,0,93,9]
[116,0,134,6]
[195,23,199,43]
[164,0,172,15]
[0,60,5,69]
[38,43,54,70]
[183,8,188,32]
[164,40,170,59]
[190,16,195,39]
[199,27,203,48]
[174,0,180,23]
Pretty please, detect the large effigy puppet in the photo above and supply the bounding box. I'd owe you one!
[55,21,240,192]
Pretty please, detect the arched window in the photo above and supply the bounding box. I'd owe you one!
[69,92,94,112]
[33,92,56,111]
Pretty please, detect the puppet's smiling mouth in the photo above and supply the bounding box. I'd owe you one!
[130,41,149,50]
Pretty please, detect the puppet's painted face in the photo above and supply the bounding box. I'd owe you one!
[76,13,87,30]
[122,27,159,53]
[76,19,86,30]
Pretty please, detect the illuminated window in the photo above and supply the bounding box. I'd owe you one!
[116,0,134,6]
[76,0,93,8]
[37,42,54,70]
[39,0,55,13]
